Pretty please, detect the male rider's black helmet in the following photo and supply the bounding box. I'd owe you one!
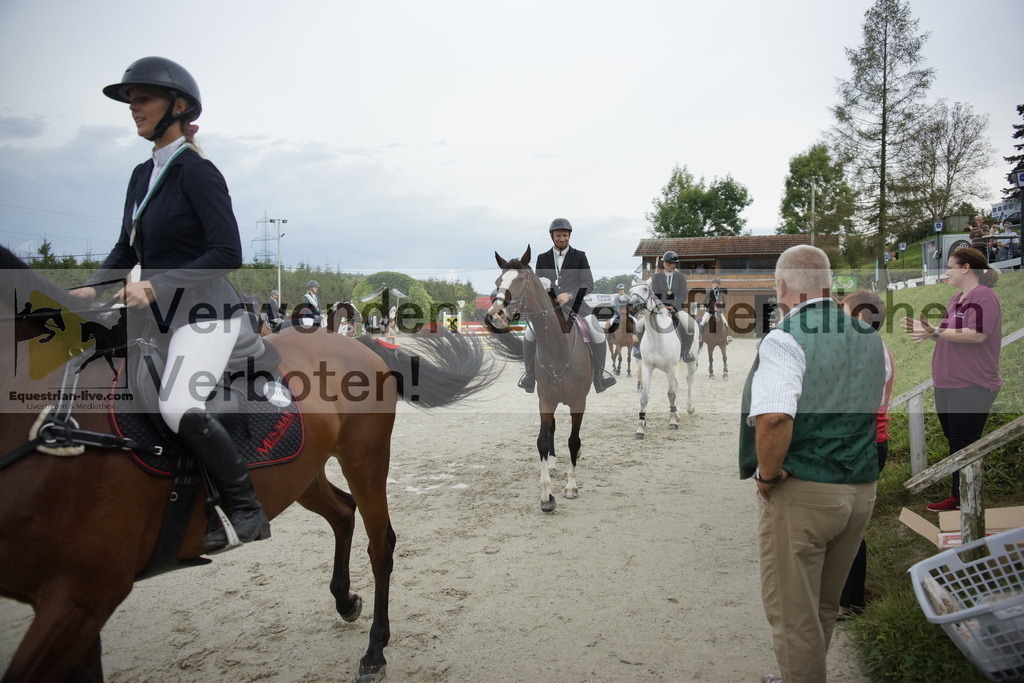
[104,57,201,141]
[307,280,319,288]
[549,218,573,233]
[616,283,625,290]
[661,250,678,264]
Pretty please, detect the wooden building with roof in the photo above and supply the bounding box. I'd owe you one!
[633,234,839,337]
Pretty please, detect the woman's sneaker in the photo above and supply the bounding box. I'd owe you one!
[925,496,959,512]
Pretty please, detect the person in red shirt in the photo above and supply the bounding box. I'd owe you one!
[902,247,1002,512]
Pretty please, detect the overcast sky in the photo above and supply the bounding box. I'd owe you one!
[1,0,1020,291]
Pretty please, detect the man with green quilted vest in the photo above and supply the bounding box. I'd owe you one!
[738,245,884,683]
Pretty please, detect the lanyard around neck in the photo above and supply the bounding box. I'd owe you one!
[130,144,190,245]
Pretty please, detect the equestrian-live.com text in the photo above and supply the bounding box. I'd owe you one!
[10,390,134,404]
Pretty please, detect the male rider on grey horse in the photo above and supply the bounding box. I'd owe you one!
[642,251,696,363]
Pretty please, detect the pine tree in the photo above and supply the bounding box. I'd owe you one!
[830,0,934,253]
[1003,104,1024,201]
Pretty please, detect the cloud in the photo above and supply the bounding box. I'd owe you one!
[0,115,46,139]
[1,123,643,291]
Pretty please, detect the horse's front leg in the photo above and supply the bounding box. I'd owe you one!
[538,410,556,512]
[635,374,651,440]
[297,474,361,622]
[685,361,697,414]
[708,347,715,379]
[564,410,583,499]
[722,348,729,380]
[667,366,679,430]
[5,577,130,682]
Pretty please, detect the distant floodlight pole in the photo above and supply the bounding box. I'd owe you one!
[809,176,822,247]
[269,218,288,298]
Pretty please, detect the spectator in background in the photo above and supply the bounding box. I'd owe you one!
[969,216,988,252]
[901,247,1002,511]
[265,289,282,331]
[838,290,895,620]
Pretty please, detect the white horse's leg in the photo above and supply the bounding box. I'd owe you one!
[635,373,650,440]
[685,359,696,414]
[667,361,680,429]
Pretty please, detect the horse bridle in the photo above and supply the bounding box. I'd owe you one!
[495,268,580,386]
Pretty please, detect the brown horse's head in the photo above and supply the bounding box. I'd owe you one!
[487,246,534,330]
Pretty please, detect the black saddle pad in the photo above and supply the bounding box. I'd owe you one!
[108,370,304,477]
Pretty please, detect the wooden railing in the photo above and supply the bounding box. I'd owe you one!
[890,326,1024,474]
[895,326,1024,545]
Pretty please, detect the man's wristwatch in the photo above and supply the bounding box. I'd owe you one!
[753,468,784,485]
[931,330,940,340]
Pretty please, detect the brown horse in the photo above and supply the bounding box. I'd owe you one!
[0,247,498,681]
[699,309,729,379]
[485,246,590,513]
[605,305,633,377]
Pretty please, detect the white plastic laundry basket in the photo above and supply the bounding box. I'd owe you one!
[909,526,1024,681]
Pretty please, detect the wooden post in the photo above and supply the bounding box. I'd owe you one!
[908,394,926,475]
[960,460,985,559]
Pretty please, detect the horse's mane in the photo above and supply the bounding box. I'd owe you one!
[1,247,80,314]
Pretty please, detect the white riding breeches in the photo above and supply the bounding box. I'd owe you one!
[524,313,605,344]
[699,311,729,329]
[159,318,241,434]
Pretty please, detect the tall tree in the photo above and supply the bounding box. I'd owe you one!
[1004,104,1024,200]
[830,0,934,252]
[905,101,995,225]
[777,143,856,237]
[646,164,751,238]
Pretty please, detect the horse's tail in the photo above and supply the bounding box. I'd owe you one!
[481,317,525,362]
[355,330,501,409]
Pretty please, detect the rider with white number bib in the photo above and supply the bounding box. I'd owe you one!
[70,57,270,554]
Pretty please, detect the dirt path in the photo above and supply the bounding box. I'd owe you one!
[1,338,869,681]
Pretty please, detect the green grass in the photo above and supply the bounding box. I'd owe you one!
[846,270,1024,682]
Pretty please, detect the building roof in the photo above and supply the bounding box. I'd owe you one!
[634,234,839,258]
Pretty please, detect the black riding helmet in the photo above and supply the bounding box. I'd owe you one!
[103,57,202,142]
[549,218,573,233]
[661,250,678,264]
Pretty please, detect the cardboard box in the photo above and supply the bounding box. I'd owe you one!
[899,506,1024,549]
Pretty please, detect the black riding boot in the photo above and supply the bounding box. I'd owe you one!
[178,408,271,553]
[677,325,696,363]
[519,338,537,393]
[590,340,616,393]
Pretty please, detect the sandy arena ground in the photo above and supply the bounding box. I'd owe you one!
[1,337,870,682]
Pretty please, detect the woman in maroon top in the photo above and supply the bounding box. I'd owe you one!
[902,248,1002,511]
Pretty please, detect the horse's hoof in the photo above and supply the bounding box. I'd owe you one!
[687,407,695,415]
[668,424,678,430]
[564,488,578,499]
[634,433,645,440]
[341,594,362,622]
[627,371,632,377]
[541,494,556,513]
[357,663,386,682]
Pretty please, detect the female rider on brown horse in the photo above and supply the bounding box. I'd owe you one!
[69,57,268,553]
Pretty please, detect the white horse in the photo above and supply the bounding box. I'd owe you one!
[628,282,698,439]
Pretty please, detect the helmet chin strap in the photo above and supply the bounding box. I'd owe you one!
[147,90,185,142]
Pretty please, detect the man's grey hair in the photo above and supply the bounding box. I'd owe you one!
[775,245,832,297]
[270,289,279,296]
